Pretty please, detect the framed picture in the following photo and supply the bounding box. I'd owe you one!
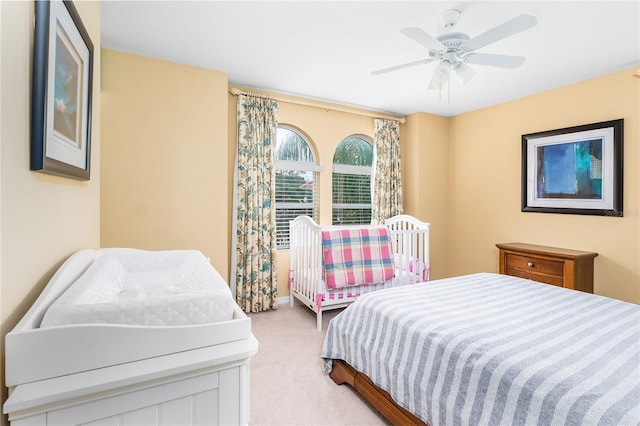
[31,0,93,180]
[522,119,623,217]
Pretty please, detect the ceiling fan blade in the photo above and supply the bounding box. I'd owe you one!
[428,61,451,90]
[371,59,434,75]
[465,14,537,51]
[465,53,526,68]
[400,27,444,51]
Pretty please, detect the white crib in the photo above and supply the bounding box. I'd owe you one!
[289,215,430,330]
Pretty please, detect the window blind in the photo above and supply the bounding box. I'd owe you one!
[332,172,372,225]
[275,169,318,248]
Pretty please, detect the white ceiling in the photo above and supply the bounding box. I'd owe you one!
[100,1,640,117]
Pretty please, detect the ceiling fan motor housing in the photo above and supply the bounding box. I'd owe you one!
[436,32,470,53]
[431,32,471,67]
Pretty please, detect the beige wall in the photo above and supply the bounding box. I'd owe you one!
[0,1,101,422]
[102,49,640,305]
[402,113,450,280]
[100,49,230,279]
[448,68,639,303]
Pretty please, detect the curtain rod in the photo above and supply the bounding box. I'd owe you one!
[229,88,406,124]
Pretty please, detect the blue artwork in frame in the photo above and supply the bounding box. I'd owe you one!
[522,119,623,216]
[536,139,602,199]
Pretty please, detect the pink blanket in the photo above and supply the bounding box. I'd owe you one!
[321,226,394,289]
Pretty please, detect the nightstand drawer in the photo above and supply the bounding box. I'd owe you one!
[505,266,564,287]
[505,253,564,277]
[497,243,598,293]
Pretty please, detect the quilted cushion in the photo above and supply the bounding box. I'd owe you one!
[40,250,234,327]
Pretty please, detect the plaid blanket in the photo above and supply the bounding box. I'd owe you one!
[321,226,394,289]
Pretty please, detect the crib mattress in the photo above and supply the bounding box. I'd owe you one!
[41,250,234,327]
[5,248,251,387]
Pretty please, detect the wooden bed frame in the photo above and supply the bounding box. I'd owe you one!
[329,360,427,426]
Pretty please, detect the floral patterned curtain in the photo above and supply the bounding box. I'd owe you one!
[371,118,403,224]
[231,94,279,312]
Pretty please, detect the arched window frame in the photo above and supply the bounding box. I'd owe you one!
[332,135,374,225]
[275,125,322,249]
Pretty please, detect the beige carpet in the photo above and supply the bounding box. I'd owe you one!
[248,301,388,425]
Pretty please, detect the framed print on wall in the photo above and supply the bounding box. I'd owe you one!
[522,119,623,217]
[31,0,94,180]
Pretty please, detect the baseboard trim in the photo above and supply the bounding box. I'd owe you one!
[277,296,291,305]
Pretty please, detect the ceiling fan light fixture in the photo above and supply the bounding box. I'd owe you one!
[428,60,451,90]
[454,62,476,84]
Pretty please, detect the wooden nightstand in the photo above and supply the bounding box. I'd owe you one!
[496,243,598,293]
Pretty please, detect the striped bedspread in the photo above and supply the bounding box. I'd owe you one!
[321,226,394,289]
[321,273,640,425]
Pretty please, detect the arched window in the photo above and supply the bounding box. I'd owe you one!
[332,135,373,225]
[275,126,321,249]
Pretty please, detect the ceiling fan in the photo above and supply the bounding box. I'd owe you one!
[373,9,537,91]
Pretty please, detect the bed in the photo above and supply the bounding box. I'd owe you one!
[289,214,430,330]
[321,273,640,425]
[4,248,258,426]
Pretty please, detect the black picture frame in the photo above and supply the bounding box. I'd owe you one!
[31,0,93,180]
[521,119,623,217]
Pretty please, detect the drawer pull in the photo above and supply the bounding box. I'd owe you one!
[527,262,535,267]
